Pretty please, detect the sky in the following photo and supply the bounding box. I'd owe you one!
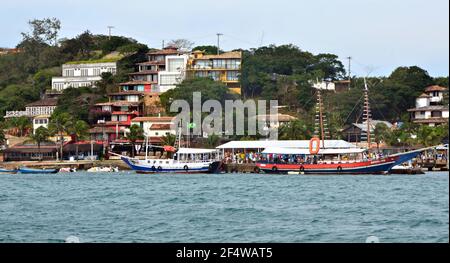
[1,0,448,77]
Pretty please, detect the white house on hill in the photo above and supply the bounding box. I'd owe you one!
[407,85,449,127]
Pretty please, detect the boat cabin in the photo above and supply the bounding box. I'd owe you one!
[259,147,372,164]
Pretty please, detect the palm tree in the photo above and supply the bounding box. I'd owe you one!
[48,112,73,161]
[68,120,89,160]
[279,120,312,140]
[162,133,176,146]
[16,116,31,137]
[127,124,144,157]
[206,134,220,148]
[29,126,50,161]
[374,123,390,151]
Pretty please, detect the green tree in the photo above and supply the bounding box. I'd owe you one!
[192,45,221,55]
[48,112,73,160]
[0,127,5,146]
[374,123,391,151]
[29,126,51,161]
[278,120,313,140]
[162,133,176,146]
[68,120,89,160]
[206,134,220,148]
[160,78,234,112]
[13,116,32,137]
[20,17,61,46]
[127,124,144,157]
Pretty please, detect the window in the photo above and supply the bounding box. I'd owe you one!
[119,115,128,122]
[208,71,220,81]
[93,68,101,76]
[81,69,88,76]
[195,60,211,69]
[168,58,184,72]
[226,71,239,81]
[213,59,225,69]
[226,59,240,69]
[431,111,442,118]
[195,71,208,78]
[160,75,178,85]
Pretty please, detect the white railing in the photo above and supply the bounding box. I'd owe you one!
[4,111,32,118]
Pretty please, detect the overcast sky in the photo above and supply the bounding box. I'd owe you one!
[1,0,448,77]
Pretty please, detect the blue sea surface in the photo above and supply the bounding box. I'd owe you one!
[0,171,448,243]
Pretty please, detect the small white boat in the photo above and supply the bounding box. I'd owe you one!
[87,166,119,173]
[59,167,77,173]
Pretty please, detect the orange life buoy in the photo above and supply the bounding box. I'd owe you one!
[309,138,321,155]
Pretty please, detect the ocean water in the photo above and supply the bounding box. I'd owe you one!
[0,171,448,243]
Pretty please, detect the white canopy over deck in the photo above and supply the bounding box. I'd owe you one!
[261,147,366,155]
[177,148,218,154]
[216,140,359,151]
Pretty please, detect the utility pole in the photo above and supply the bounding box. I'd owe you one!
[107,26,114,40]
[162,40,165,49]
[216,33,223,55]
[347,56,352,89]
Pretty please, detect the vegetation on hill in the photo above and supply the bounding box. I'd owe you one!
[0,18,149,120]
[0,17,448,147]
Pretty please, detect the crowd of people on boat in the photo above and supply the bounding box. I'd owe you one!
[223,151,386,164]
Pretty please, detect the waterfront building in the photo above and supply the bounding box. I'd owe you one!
[131,116,176,137]
[3,142,58,161]
[51,61,117,91]
[341,120,393,143]
[157,54,189,93]
[407,85,449,126]
[32,115,50,133]
[124,46,183,93]
[186,50,242,94]
[4,98,58,118]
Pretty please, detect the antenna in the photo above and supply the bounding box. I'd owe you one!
[107,26,115,40]
[216,33,223,55]
[259,31,265,47]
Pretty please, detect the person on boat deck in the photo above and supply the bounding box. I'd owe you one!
[313,155,318,164]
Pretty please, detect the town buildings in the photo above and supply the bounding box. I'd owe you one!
[32,115,50,133]
[341,120,393,143]
[4,98,58,118]
[51,61,117,91]
[131,116,176,137]
[186,50,242,94]
[407,85,449,127]
[124,46,185,93]
[312,80,350,92]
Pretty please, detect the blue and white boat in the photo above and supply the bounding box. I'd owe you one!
[18,167,58,174]
[118,148,223,174]
[0,168,17,174]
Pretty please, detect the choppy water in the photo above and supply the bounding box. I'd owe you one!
[0,171,448,243]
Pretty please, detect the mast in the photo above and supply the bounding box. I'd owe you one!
[363,78,372,149]
[314,88,329,148]
[318,90,325,148]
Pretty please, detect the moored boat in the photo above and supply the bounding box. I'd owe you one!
[18,167,58,174]
[255,78,432,175]
[0,168,17,174]
[255,144,429,174]
[118,148,222,174]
